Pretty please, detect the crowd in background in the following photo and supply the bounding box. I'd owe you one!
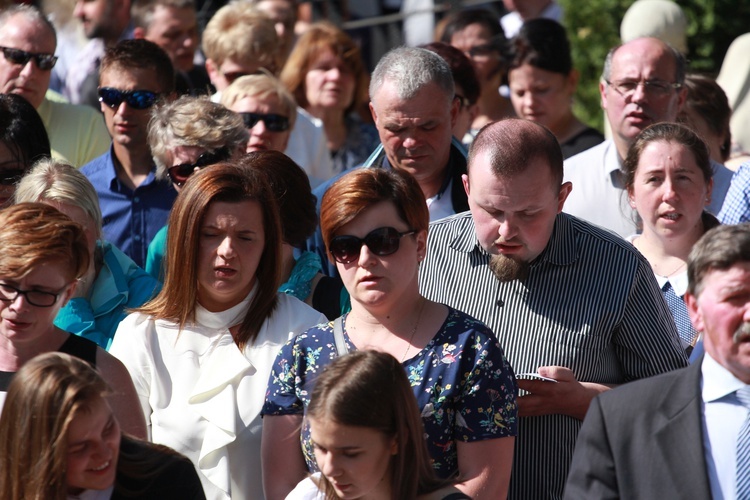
[0,0,749,499]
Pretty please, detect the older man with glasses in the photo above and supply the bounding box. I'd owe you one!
[81,39,177,268]
[0,4,111,167]
[563,37,733,238]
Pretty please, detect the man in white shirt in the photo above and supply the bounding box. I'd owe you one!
[563,37,733,238]
[565,223,750,499]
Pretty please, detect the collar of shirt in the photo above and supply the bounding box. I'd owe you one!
[654,269,689,296]
[702,352,749,403]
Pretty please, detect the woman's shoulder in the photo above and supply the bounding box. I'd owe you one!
[418,485,471,500]
[272,293,328,333]
[285,473,326,500]
[438,307,500,343]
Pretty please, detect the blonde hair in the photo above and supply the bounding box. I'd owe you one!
[148,95,248,180]
[202,3,279,73]
[14,158,103,239]
[220,72,298,129]
[0,352,109,500]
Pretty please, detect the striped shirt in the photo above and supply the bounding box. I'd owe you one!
[419,211,689,500]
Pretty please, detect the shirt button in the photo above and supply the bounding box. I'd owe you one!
[134,197,140,203]
[134,235,142,241]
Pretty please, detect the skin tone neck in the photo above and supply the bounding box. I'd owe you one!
[0,325,68,372]
[112,140,154,191]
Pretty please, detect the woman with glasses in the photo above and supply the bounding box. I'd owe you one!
[0,94,51,206]
[507,19,603,159]
[110,163,326,499]
[622,122,717,361]
[262,168,517,500]
[221,72,296,155]
[0,352,205,500]
[14,159,160,351]
[144,95,249,280]
[280,22,378,176]
[0,202,145,438]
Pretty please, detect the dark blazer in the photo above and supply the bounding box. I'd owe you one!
[564,359,712,499]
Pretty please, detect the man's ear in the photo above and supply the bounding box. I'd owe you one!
[557,181,572,213]
[685,292,704,333]
[462,173,470,197]
[133,27,146,40]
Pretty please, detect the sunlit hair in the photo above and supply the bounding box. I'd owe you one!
[148,95,249,180]
[439,8,505,45]
[137,162,282,349]
[14,158,103,239]
[132,0,195,30]
[100,39,176,94]
[0,352,109,500]
[623,122,713,192]
[320,169,429,261]
[421,42,480,106]
[469,118,563,186]
[280,21,368,115]
[202,3,279,73]
[369,47,454,104]
[220,72,298,129]
[0,4,57,45]
[678,74,732,163]
[307,351,446,500]
[0,94,51,170]
[688,223,750,297]
[509,18,572,75]
[241,151,316,248]
[0,203,88,282]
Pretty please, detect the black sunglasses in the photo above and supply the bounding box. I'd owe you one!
[239,112,290,132]
[329,227,417,264]
[0,168,26,186]
[0,46,57,71]
[167,147,231,186]
[98,87,160,110]
[0,282,66,308]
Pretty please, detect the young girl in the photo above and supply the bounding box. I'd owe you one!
[0,352,205,499]
[286,350,471,500]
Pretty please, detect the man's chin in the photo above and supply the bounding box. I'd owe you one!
[489,253,529,282]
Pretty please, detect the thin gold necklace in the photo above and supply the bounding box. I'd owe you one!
[402,298,427,362]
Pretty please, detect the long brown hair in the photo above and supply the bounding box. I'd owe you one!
[0,352,108,500]
[137,160,282,349]
[307,351,446,499]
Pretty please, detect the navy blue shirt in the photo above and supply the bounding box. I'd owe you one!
[81,147,177,267]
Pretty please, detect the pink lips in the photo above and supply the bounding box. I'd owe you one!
[214,267,237,278]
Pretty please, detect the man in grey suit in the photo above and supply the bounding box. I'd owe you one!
[564,223,750,499]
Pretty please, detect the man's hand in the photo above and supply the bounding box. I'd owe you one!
[517,366,613,420]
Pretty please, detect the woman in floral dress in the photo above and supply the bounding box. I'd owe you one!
[261,168,518,500]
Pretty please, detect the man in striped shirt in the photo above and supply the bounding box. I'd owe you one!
[419,119,688,500]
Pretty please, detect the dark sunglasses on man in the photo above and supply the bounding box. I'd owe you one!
[0,46,57,71]
[239,112,290,132]
[98,87,160,110]
[167,146,232,187]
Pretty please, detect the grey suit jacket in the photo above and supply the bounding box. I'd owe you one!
[564,359,712,499]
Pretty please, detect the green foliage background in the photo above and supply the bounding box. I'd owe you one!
[559,0,750,131]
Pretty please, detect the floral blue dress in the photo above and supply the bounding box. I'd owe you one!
[262,307,518,478]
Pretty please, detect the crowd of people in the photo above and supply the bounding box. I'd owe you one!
[0,0,749,499]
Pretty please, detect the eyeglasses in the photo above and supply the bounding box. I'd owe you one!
[239,112,290,132]
[606,79,682,98]
[0,46,57,71]
[0,168,26,186]
[98,87,160,110]
[329,227,416,264]
[0,283,67,307]
[167,146,231,186]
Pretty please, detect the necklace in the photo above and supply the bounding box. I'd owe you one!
[655,260,687,278]
[402,298,427,362]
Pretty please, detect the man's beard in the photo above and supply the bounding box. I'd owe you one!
[734,322,750,344]
[489,254,529,282]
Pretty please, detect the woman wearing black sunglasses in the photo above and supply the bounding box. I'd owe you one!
[144,95,249,280]
[262,168,518,500]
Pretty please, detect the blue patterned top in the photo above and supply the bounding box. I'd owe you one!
[262,307,518,479]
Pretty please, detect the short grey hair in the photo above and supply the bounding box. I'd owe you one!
[601,38,686,85]
[688,223,750,297]
[0,4,57,46]
[14,158,103,238]
[148,95,249,180]
[369,46,454,103]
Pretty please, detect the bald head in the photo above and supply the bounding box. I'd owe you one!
[468,119,563,186]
